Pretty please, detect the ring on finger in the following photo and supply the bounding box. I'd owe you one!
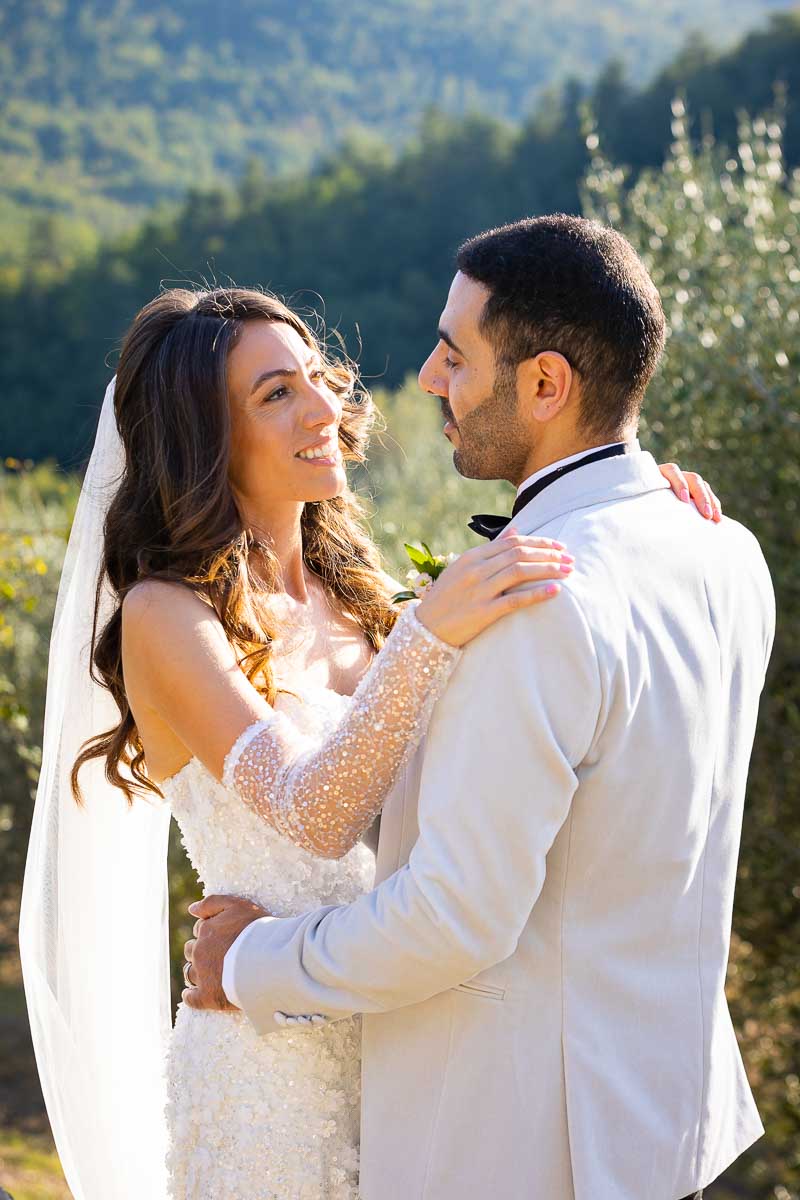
[183,959,196,989]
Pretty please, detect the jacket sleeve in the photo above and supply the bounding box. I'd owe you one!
[230,588,603,1033]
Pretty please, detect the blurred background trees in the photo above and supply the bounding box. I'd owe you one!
[2,0,797,277]
[1,3,798,1196]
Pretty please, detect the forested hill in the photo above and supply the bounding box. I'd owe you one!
[2,10,799,466]
[1,0,797,260]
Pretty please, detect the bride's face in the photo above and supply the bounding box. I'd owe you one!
[226,320,346,509]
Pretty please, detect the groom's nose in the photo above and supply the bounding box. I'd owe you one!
[418,347,446,399]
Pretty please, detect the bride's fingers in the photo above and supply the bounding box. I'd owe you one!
[659,462,690,503]
[709,489,723,522]
[487,559,573,596]
[488,528,566,557]
[497,524,566,548]
[491,580,562,615]
[684,471,714,520]
[482,542,573,583]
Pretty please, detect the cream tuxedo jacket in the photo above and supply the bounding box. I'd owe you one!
[232,449,775,1199]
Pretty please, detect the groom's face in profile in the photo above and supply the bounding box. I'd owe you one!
[418,272,531,485]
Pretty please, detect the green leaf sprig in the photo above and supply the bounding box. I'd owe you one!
[391,542,458,603]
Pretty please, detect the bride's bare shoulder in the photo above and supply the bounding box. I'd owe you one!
[123,577,211,623]
[122,579,226,659]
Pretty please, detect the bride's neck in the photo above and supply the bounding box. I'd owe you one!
[246,500,309,603]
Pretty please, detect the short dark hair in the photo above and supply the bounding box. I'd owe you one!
[456,214,666,438]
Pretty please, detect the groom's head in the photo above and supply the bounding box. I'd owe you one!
[418,215,666,486]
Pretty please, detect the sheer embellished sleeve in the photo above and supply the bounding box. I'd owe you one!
[221,602,461,858]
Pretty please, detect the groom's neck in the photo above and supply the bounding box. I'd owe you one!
[515,422,636,488]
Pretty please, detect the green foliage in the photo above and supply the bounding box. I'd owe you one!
[0,462,78,956]
[585,105,800,1199]
[0,6,798,1185]
[366,379,513,572]
[2,0,796,270]
[3,12,800,466]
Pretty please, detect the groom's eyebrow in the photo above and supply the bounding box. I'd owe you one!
[438,327,467,359]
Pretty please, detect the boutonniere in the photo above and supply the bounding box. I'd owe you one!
[392,543,459,603]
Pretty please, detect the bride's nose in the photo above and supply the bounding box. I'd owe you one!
[301,380,341,429]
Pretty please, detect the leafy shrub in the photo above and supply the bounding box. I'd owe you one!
[584,101,800,1198]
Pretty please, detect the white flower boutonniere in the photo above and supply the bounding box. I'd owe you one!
[392,543,459,603]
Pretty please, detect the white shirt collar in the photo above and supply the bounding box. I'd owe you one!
[515,440,641,501]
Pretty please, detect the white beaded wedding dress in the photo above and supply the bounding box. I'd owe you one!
[159,603,460,1200]
[18,380,460,1200]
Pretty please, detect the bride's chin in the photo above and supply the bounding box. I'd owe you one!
[301,471,348,503]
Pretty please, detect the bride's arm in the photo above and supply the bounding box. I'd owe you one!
[221,602,459,858]
[123,534,571,859]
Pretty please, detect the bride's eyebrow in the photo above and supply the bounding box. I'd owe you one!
[248,356,320,397]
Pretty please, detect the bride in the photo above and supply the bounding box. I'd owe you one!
[19,285,719,1200]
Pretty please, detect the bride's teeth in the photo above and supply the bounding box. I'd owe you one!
[298,443,336,460]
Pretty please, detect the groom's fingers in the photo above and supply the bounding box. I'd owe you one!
[189,894,231,919]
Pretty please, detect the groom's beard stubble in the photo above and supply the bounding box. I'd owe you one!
[447,366,530,485]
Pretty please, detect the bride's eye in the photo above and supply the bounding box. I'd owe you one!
[266,385,289,402]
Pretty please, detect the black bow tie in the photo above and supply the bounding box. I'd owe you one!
[468,443,629,540]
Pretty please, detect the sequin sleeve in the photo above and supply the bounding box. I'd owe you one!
[221,602,461,858]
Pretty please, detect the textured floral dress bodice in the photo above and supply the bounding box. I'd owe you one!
[159,605,461,1200]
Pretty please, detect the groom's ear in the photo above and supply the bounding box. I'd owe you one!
[517,352,574,425]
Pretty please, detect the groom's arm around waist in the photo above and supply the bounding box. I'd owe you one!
[232,585,603,1033]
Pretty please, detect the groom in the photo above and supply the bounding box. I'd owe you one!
[186,215,775,1199]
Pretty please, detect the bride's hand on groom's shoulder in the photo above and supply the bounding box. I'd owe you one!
[183,895,270,1012]
[658,462,722,521]
[416,531,575,646]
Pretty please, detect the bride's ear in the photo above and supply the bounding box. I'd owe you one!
[517,352,573,424]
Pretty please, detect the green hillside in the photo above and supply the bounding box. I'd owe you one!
[2,11,799,466]
[1,0,797,268]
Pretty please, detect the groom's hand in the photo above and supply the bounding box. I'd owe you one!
[183,894,270,1011]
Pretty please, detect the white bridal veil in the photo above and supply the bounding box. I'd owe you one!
[19,379,172,1199]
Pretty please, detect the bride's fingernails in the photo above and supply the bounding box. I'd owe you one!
[560,553,575,563]
[560,563,574,574]
[551,541,566,550]
[545,583,561,596]
[680,488,691,503]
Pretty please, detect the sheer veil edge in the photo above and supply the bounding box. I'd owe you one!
[18,378,172,1200]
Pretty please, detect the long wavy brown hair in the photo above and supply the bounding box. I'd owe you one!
[71,286,397,805]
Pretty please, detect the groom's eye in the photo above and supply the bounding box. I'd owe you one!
[444,355,458,369]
